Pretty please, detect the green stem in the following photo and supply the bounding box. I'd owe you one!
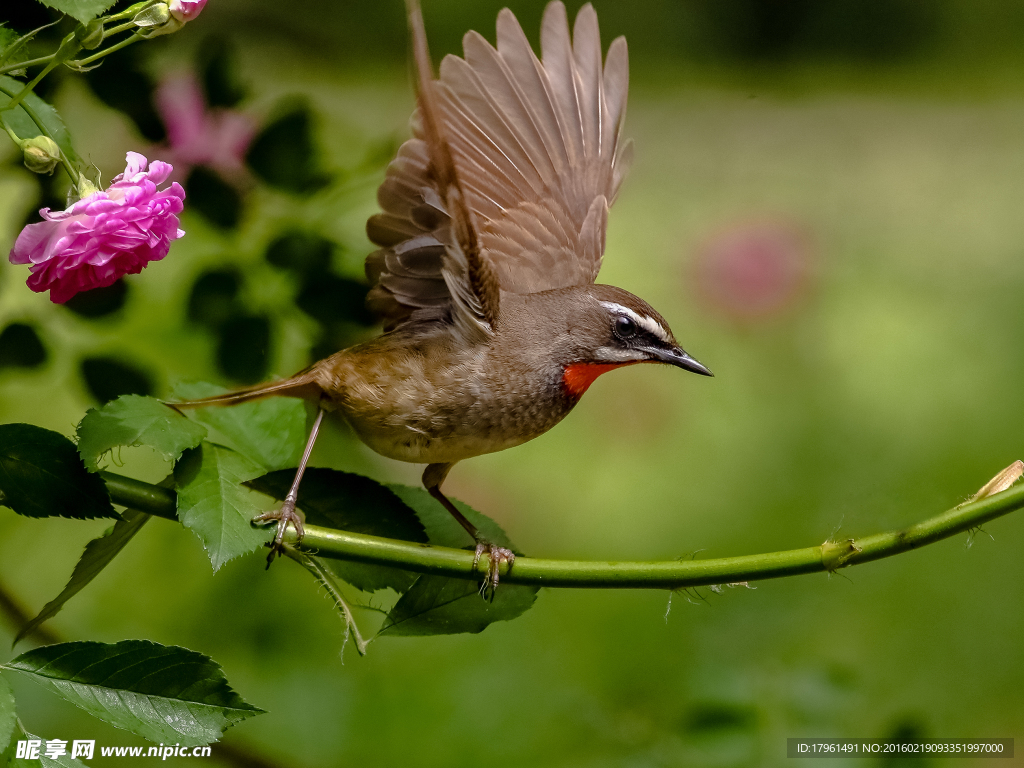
[104,21,138,36]
[0,21,136,77]
[0,30,83,113]
[0,54,56,76]
[1,59,60,113]
[0,81,79,191]
[99,1,154,24]
[70,32,144,68]
[98,472,1024,590]
[0,20,60,69]
[0,116,20,145]
[100,473,177,519]
[281,545,369,655]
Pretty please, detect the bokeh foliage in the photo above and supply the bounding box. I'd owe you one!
[2,0,1024,765]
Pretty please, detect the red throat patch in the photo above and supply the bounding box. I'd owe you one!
[562,362,639,398]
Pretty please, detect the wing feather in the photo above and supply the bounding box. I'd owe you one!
[367,1,630,328]
[496,11,573,180]
[541,2,585,168]
[442,50,549,200]
[572,6,603,162]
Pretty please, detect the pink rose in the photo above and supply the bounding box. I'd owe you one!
[153,72,256,183]
[169,0,207,23]
[9,152,186,303]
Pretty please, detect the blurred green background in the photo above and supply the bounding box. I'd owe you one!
[2,0,1024,765]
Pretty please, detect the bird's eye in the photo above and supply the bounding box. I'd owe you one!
[614,316,638,339]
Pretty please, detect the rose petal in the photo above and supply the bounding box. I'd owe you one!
[7,152,186,303]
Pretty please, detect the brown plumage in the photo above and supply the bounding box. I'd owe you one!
[177,0,712,593]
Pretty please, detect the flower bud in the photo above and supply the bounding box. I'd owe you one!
[20,136,61,175]
[133,2,171,27]
[75,19,105,50]
[169,0,207,23]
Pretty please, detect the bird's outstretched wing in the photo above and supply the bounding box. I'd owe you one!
[366,0,632,334]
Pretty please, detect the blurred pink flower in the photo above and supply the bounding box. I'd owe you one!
[8,152,185,303]
[691,219,813,321]
[169,0,207,23]
[153,71,255,185]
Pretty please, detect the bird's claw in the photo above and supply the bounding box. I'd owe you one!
[472,541,515,600]
[253,500,305,568]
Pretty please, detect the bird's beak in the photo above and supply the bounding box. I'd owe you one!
[644,346,714,377]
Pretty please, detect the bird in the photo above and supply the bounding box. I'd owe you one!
[177,0,713,592]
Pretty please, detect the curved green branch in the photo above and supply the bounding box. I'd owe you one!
[0,55,56,77]
[99,471,1024,590]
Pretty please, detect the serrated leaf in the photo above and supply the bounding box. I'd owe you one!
[172,382,306,471]
[174,444,272,570]
[0,26,18,58]
[76,395,208,472]
[0,674,14,753]
[15,510,150,646]
[249,470,428,542]
[0,720,21,768]
[42,753,87,766]
[3,641,264,746]
[1,24,44,70]
[1,720,90,768]
[34,737,89,768]
[327,557,418,595]
[34,0,117,25]
[378,484,539,636]
[0,424,117,520]
[0,76,81,166]
[248,468,428,593]
[386,483,513,548]
[378,575,538,637]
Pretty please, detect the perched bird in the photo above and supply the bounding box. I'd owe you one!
[179,0,712,590]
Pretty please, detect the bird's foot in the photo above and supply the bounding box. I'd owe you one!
[472,541,515,600]
[253,500,305,568]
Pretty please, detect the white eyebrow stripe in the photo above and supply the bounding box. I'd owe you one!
[599,301,670,342]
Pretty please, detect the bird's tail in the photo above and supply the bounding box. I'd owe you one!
[171,371,323,409]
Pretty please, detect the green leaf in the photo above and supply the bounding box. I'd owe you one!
[34,0,117,25]
[32,737,89,768]
[3,641,264,746]
[1,720,90,768]
[287,553,370,656]
[15,510,150,646]
[0,674,14,755]
[172,382,307,471]
[0,23,46,70]
[378,574,538,637]
[0,76,81,166]
[378,484,539,636]
[0,26,18,59]
[328,558,417,595]
[174,444,273,570]
[76,395,208,472]
[248,468,428,593]
[0,424,117,520]
[387,483,513,548]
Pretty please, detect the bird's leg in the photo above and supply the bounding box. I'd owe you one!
[253,407,325,567]
[422,462,515,598]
